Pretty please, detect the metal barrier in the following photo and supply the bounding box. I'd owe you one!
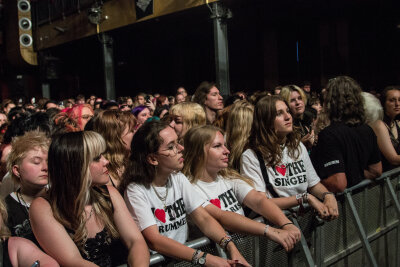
[149,167,400,266]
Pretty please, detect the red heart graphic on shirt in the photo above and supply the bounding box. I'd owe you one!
[210,198,221,209]
[276,164,286,176]
[154,209,166,223]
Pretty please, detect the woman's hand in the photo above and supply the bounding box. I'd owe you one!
[265,226,297,252]
[307,194,330,220]
[324,194,339,220]
[301,130,315,148]
[281,223,301,244]
[226,245,251,267]
[145,101,155,112]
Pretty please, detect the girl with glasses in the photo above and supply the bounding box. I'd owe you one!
[121,121,249,266]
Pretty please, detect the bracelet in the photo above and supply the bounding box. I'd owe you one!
[296,193,304,206]
[279,222,294,229]
[302,192,308,203]
[191,249,202,265]
[219,235,233,250]
[263,225,270,237]
[322,192,334,201]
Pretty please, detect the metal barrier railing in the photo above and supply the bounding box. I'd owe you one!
[148,167,400,266]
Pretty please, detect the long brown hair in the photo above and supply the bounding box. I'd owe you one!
[324,76,365,126]
[182,125,253,186]
[92,110,136,181]
[249,95,300,167]
[48,131,119,252]
[120,121,169,191]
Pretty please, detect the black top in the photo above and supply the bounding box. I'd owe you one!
[311,122,381,187]
[80,228,127,267]
[1,238,12,267]
[293,111,313,138]
[66,185,128,267]
[5,193,39,246]
[382,121,400,172]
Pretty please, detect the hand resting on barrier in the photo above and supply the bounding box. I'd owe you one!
[264,225,297,251]
[323,193,339,220]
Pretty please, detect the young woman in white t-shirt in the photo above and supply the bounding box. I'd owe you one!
[120,120,250,267]
[240,95,339,221]
[182,125,301,251]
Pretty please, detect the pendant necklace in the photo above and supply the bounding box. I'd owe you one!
[152,179,176,219]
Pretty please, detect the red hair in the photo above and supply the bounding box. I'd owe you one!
[55,104,93,131]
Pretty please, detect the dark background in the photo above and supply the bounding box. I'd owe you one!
[1,0,399,100]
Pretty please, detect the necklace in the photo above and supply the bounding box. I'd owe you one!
[151,183,169,210]
[151,179,176,219]
[86,206,94,220]
[16,188,30,217]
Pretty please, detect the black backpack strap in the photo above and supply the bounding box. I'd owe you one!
[254,150,280,198]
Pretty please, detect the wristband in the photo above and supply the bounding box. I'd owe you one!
[296,193,304,206]
[302,192,308,203]
[191,249,202,265]
[263,225,270,237]
[219,235,233,250]
[322,192,334,201]
[279,222,294,229]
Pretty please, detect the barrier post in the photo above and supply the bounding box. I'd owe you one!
[314,221,323,267]
[385,178,400,217]
[385,177,400,267]
[345,191,378,267]
[292,217,315,267]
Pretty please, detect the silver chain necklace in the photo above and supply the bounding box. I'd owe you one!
[151,179,177,219]
[151,183,169,210]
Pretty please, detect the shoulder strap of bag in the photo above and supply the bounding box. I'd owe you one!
[254,150,280,198]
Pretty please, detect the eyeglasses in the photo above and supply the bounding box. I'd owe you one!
[157,142,183,156]
[81,114,94,120]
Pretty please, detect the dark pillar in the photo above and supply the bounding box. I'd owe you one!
[101,33,115,100]
[212,2,231,96]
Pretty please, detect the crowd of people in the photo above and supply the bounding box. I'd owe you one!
[0,75,397,266]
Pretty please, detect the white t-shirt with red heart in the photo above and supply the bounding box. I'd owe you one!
[192,176,253,216]
[124,172,206,245]
[240,143,320,198]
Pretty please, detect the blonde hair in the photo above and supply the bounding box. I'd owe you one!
[48,131,119,253]
[361,92,383,124]
[280,84,308,107]
[0,199,10,239]
[182,125,253,186]
[7,131,50,185]
[225,101,254,170]
[169,102,206,138]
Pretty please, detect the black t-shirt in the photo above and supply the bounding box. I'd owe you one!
[310,122,381,187]
[4,194,38,244]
